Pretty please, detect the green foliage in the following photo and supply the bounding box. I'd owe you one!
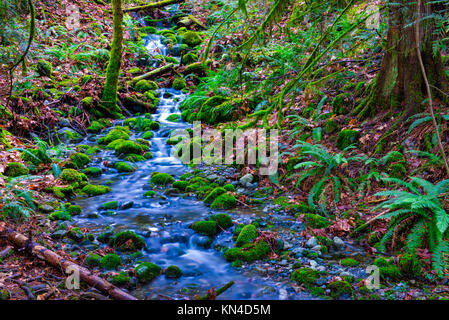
[375,177,449,275]
[0,175,39,220]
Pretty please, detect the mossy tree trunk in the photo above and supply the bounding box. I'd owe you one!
[101,0,123,117]
[356,0,448,119]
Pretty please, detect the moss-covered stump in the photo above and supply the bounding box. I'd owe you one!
[4,162,29,177]
[135,262,161,282]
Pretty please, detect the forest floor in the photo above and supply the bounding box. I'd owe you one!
[0,0,449,300]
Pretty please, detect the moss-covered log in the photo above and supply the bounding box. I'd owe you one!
[355,0,448,119]
[132,63,174,84]
[123,0,183,13]
[101,0,124,116]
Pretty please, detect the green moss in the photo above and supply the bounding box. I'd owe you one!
[291,268,320,288]
[324,118,339,134]
[165,265,182,279]
[87,121,103,133]
[144,190,156,197]
[82,184,112,196]
[302,214,331,229]
[167,114,180,122]
[328,280,353,298]
[135,262,161,282]
[210,214,233,229]
[191,221,217,236]
[100,253,122,270]
[181,52,198,65]
[124,154,146,162]
[399,253,420,277]
[204,187,226,205]
[115,161,137,172]
[184,62,206,75]
[223,184,235,192]
[61,168,86,184]
[373,258,401,280]
[310,287,325,297]
[99,127,130,145]
[388,163,407,179]
[134,79,158,93]
[21,148,50,165]
[115,140,144,155]
[36,59,53,77]
[109,271,131,286]
[173,180,188,191]
[340,258,359,267]
[48,210,72,221]
[210,193,236,210]
[181,31,202,47]
[82,167,102,177]
[68,153,91,169]
[224,241,270,262]
[84,253,101,266]
[67,205,81,216]
[332,93,352,115]
[172,78,186,90]
[150,172,175,185]
[4,162,29,177]
[67,227,84,242]
[100,201,118,210]
[112,230,146,251]
[142,131,153,139]
[235,224,257,247]
[81,96,93,108]
[336,129,360,150]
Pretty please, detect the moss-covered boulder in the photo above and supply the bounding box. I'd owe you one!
[82,184,112,196]
[99,201,118,210]
[235,224,257,247]
[172,77,186,90]
[48,210,72,221]
[181,31,202,47]
[114,140,144,155]
[210,193,236,210]
[100,253,122,269]
[142,131,153,139]
[84,253,101,267]
[291,268,320,288]
[302,214,331,229]
[36,59,53,77]
[61,168,86,184]
[4,162,29,177]
[134,79,158,93]
[68,153,91,169]
[181,52,198,65]
[67,205,81,216]
[112,230,146,251]
[373,257,401,280]
[210,214,233,229]
[115,161,137,173]
[184,62,207,76]
[150,172,175,185]
[87,121,103,133]
[109,272,131,286]
[99,127,130,145]
[82,167,102,177]
[224,241,270,262]
[336,129,360,150]
[328,280,353,298]
[324,118,339,134]
[165,265,182,279]
[223,184,235,192]
[340,258,359,267]
[332,93,352,115]
[191,221,217,236]
[135,262,161,282]
[173,180,188,191]
[204,187,226,205]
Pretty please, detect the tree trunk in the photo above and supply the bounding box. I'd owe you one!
[356,0,448,119]
[101,0,124,117]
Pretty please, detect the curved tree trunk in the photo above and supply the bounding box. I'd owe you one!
[356,0,448,119]
[101,0,123,117]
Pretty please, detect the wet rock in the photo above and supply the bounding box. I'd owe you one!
[58,127,83,143]
[309,260,318,269]
[239,173,254,185]
[207,174,219,181]
[332,237,345,250]
[164,188,180,196]
[305,237,318,248]
[39,204,54,213]
[120,201,134,210]
[51,230,67,239]
[87,213,99,219]
[311,245,322,253]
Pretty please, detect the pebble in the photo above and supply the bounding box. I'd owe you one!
[332,236,345,250]
[239,173,254,185]
[305,237,318,248]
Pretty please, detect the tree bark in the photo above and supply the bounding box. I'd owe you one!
[356,0,448,119]
[0,223,137,300]
[101,0,124,116]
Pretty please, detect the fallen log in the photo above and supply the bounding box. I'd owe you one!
[198,281,235,300]
[132,63,174,84]
[123,0,183,13]
[0,223,137,300]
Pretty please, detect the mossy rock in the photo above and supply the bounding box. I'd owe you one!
[114,140,144,155]
[60,168,86,184]
[67,205,81,216]
[399,253,420,277]
[184,62,207,76]
[181,52,198,65]
[336,129,360,150]
[36,59,53,77]
[387,163,407,179]
[340,258,359,267]
[328,280,353,298]
[142,131,153,139]
[84,253,101,267]
[167,114,180,122]
[109,272,131,286]
[4,162,29,177]
[112,230,146,252]
[210,214,233,229]
[373,258,401,280]
[302,213,331,229]
[68,153,91,169]
[48,210,72,221]
[324,118,339,134]
[203,187,226,205]
[144,190,156,197]
[165,265,182,279]
[181,31,202,47]
[87,121,103,133]
[67,227,84,242]
[134,80,158,93]
[99,127,130,145]
[224,241,270,262]
[223,184,235,192]
[150,172,175,185]
[82,184,112,196]
[172,77,186,90]
[210,193,236,210]
[135,262,161,282]
[173,180,188,191]
[191,221,217,236]
[124,154,146,162]
[291,267,320,288]
[115,161,137,173]
[100,253,122,270]
[82,167,102,177]
[332,93,353,115]
[99,201,118,210]
[235,224,257,247]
